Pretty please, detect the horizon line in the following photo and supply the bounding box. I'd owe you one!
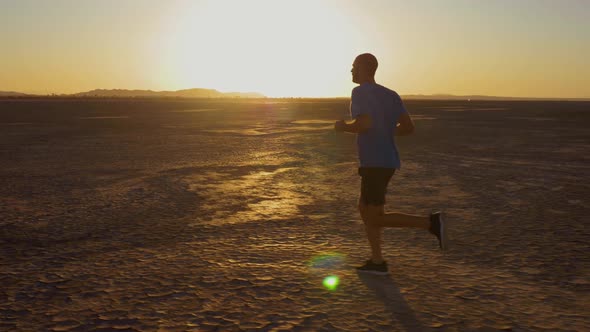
[1,88,589,101]
[2,95,590,102]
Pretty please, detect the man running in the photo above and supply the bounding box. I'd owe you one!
[334,53,447,275]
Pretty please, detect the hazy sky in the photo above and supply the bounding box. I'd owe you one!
[1,0,589,98]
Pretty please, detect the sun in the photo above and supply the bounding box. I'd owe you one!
[154,0,365,97]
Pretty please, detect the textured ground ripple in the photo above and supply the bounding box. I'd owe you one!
[1,99,589,331]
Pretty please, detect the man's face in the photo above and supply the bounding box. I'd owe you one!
[351,60,360,84]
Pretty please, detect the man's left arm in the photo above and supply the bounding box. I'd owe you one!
[334,113,372,133]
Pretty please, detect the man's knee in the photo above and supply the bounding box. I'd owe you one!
[358,201,369,223]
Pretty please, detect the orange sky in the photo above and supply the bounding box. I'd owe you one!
[1,0,589,98]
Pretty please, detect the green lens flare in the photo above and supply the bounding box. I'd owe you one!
[322,276,340,290]
[307,252,346,269]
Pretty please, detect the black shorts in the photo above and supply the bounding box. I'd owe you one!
[358,167,396,206]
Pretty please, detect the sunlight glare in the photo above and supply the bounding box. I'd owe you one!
[158,0,362,97]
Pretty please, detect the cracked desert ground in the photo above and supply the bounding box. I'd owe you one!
[1,98,588,331]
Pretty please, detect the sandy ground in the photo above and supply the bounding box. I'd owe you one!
[0,98,589,331]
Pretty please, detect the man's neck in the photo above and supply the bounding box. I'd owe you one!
[358,78,376,85]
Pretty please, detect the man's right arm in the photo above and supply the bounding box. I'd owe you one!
[395,112,415,136]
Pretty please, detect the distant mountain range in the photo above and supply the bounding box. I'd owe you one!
[73,88,265,98]
[0,88,265,98]
[0,91,32,97]
[0,89,588,100]
[401,94,590,101]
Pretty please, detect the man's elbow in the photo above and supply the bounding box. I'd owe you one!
[355,120,371,133]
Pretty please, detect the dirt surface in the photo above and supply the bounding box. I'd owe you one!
[1,98,589,331]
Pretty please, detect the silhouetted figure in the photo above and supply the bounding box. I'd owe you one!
[334,53,447,274]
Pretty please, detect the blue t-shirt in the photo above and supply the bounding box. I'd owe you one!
[350,83,407,169]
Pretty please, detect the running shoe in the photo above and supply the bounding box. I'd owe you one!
[429,211,448,250]
[356,260,389,275]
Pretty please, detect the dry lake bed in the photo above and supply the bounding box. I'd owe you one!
[1,98,588,331]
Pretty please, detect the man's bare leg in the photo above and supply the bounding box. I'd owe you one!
[359,201,385,264]
[362,204,433,263]
[360,202,434,264]
[373,208,447,250]
[379,212,430,229]
[366,205,429,229]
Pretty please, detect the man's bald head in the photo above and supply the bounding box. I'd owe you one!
[355,53,378,76]
[351,53,378,84]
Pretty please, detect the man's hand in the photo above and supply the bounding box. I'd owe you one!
[334,119,346,132]
[335,115,371,133]
[395,112,415,136]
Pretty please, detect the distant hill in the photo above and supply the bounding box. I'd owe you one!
[0,91,32,97]
[72,88,265,98]
[402,94,590,101]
